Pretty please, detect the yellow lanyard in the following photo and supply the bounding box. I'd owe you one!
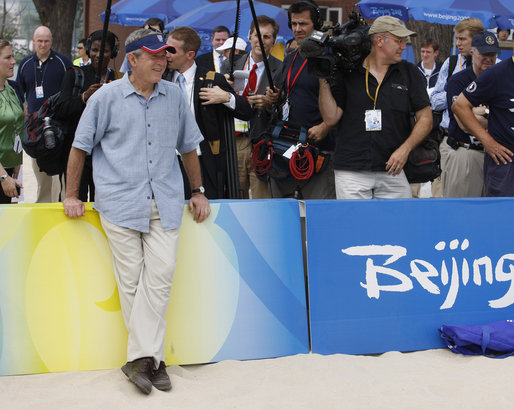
[365,58,383,108]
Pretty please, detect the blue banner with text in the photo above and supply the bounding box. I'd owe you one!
[306,198,514,355]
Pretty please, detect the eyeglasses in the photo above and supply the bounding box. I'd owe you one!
[77,46,84,49]
[383,35,408,45]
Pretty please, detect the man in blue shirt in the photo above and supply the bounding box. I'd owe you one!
[17,26,72,203]
[63,29,210,394]
[453,44,514,196]
[443,31,500,197]
[430,18,484,132]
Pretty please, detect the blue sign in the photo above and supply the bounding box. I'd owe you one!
[306,199,514,355]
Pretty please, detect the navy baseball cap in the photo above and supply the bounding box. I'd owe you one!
[472,31,500,54]
[125,33,175,54]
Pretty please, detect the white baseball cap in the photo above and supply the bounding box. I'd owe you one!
[216,37,247,52]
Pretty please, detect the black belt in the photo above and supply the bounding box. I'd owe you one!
[447,136,484,152]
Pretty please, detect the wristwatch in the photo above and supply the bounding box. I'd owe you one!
[191,186,205,195]
[0,174,8,182]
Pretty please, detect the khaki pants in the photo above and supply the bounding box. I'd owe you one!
[100,200,179,368]
[440,137,485,197]
[236,134,270,199]
[31,157,62,202]
[335,169,412,199]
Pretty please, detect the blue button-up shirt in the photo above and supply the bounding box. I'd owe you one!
[73,73,203,232]
[430,54,468,129]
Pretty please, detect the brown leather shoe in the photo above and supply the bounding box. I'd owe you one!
[150,361,172,391]
[121,357,154,394]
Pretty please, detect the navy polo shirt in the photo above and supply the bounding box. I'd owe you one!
[463,57,514,151]
[16,50,72,114]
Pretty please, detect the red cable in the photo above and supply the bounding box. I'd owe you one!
[252,139,273,175]
[289,146,315,180]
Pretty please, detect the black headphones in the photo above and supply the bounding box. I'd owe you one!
[287,0,323,31]
[85,30,120,59]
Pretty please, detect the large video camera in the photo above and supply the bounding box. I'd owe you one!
[299,12,371,79]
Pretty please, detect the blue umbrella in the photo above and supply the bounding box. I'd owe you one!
[356,0,514,29]
[165,0,291,54]
[100,0,211,27]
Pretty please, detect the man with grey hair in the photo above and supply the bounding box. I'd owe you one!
[319,16,432,199]
[63,29,210,394]
[17,26,72,202]
[442,31,500,197]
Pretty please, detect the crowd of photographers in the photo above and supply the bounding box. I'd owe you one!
[1,0,513,204]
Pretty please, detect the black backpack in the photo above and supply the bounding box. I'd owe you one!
[23,68,85,176]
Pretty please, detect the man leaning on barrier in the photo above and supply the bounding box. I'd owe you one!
[63,29,210,394]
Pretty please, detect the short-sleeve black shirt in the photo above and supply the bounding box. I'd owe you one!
[331,61,429,171]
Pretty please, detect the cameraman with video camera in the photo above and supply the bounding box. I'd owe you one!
[266,0,336,199]
[319,16,432,199]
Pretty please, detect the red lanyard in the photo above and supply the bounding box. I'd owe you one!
[286,51,307,96]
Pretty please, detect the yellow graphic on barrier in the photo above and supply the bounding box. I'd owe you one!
[0,200,309,376]
[25,218,126,373]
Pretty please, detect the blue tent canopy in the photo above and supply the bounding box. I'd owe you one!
[165,0,291,54]
[100,0,211,27]
[357,0,514,29]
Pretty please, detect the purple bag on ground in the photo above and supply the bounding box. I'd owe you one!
[440,320,514,358]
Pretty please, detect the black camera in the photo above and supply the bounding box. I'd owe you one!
[299,12,371,78]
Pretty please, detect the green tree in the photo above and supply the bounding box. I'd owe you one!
[0,0,19,40]
[406,20,455,63]
[32,0,79,57]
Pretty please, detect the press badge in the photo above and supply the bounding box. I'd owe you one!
[35,85,44,99]
[282,99,290,121]
[283,143,300,159]
[13,134,22,154]
[365,109,382,131]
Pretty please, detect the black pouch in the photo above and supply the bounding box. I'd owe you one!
[404,136,441,183]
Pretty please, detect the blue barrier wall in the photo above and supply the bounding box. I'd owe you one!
[306,198,514,355]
